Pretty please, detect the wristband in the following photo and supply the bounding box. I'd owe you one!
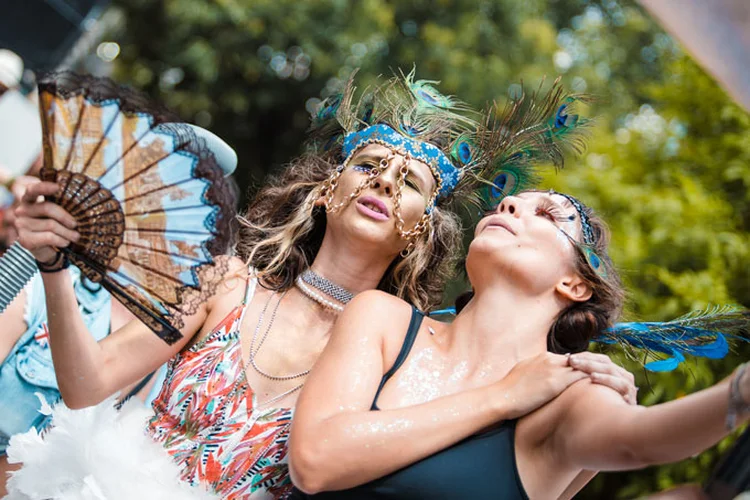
[36,252,70,273]
[727,362,750,431]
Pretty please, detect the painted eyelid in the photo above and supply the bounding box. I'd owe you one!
[352,163,375,172]
[535,205,559,217]
[536,199,565,216]
[536,206,568,224]
[405,177,422,191]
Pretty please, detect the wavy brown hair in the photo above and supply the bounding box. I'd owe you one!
[236,152,463,311]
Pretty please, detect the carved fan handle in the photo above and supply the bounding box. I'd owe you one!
[41,168,125,283]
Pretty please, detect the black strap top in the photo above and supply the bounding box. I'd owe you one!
[292,306,529,500]
[370,306,425,411]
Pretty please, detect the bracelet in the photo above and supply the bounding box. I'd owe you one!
[35,252,70,273]
[726,362,750,431]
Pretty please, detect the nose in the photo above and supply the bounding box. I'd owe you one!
[497,195,522,218]
[371,155,404,197]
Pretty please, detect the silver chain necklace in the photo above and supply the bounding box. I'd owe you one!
[248,290,310,382]
[247,270,352,406]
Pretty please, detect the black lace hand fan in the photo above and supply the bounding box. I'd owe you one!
[35,72,236,344]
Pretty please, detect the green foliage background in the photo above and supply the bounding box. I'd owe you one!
[102,0,750,496]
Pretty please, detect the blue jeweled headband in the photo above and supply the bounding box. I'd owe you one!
[553,191,594,246]
[342,124,460,201]
[550,190,607,276]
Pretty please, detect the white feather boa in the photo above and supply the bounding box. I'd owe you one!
[4,395,217,500]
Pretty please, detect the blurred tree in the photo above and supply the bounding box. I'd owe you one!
[107,0,749,496]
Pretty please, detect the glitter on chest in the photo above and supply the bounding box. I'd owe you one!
[394,348,468,406]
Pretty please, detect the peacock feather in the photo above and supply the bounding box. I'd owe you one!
[596,305,750,371]
[407,74,461,110]
[460,78,591,209]
[310,70,477,155]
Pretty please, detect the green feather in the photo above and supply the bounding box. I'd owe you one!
[454,78,591,208]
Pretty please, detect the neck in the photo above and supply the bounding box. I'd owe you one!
[310,231,399,295]
[448,282,555,379]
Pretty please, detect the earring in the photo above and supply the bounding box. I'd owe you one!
[400,240,415,258]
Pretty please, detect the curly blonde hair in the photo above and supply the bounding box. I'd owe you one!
[236,152,462,311]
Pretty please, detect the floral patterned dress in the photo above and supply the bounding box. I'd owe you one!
[147,276,294,499]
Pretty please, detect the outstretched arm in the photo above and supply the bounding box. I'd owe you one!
[39,269,203,408]
[289,290,593,494]
[552,366,750,471]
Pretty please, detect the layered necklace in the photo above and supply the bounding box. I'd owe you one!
[248,269,354,407]
[295,269,354,312]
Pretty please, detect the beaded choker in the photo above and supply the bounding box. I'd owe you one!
[295,269,354,313]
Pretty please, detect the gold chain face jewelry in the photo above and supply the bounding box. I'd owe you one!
[323,154,391,214]
[320,167,342,210]
[392,154,436,241]
[319,149,437,242]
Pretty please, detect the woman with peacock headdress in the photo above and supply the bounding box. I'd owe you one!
[6,69,638,499]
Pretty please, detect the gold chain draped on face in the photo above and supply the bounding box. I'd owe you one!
[316,150,434,250]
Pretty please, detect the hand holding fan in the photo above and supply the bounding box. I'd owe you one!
[30,72,236,344]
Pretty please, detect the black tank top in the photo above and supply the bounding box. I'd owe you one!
[292,307,529,500]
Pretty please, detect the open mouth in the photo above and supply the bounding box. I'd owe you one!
[356,196,390,221]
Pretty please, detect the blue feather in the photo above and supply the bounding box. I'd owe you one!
[429,307,457,316]
[597,306,748,371]
[645,355,683,372]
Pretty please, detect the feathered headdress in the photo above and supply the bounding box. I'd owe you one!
[468,82,590,210]
[307,69,589,212]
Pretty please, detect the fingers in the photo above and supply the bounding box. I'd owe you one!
[590,373,638,405]
[569,353,624,377]
[14,185,80,258]
[18,230,72,250]
[540,352,576,367]
[15,201,77,229]
[20,181,59,204]
[10,176,41,199]
[17,216,80,243]
[569,352,638,404]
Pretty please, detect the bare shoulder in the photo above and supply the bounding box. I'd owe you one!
[205,255,249,309]
[215,255,248,280]
[217,255,249,288]
[339,290,416,354]
[559,377,630,411]
[344,290,413,326]
[519,378,630,446]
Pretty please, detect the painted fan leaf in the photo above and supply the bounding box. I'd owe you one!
[37,72,236,344]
